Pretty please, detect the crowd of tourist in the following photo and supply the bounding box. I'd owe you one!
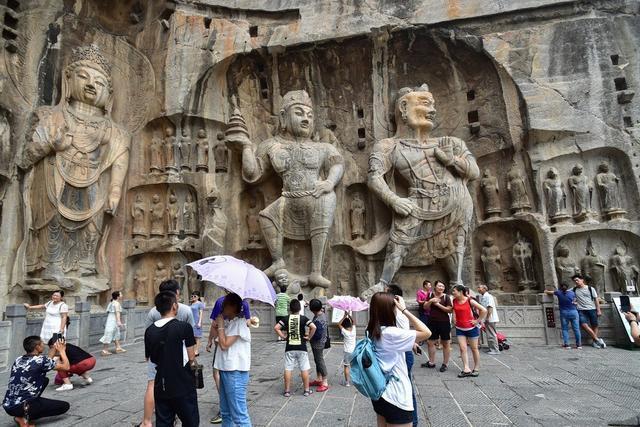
[3,274,638,427]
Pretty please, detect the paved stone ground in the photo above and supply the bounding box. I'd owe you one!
[1,338,639,426]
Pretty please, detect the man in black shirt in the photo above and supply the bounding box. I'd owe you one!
[145,291,198,427]
[47,337,95,391]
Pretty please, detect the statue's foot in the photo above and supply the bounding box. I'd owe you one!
[361,282,385,300]
[308,272,331,289]
[264,259,286,277]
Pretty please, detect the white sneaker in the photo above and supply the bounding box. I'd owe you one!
[83,377,93,385]
[56,384,73,391]
[598,338,606,349]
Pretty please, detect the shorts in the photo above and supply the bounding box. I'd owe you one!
[427,320,451,341]
[456,327,480,339]
[342,351,353,366]
[372,397,413,425]
[284,351,310,371]
[147,360,157,381]
[579,309,598,327]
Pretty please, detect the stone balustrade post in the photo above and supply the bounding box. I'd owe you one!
[122,299,137,342]
[6,304,27,362]
[75,301,91,349]
[539,293,557,345]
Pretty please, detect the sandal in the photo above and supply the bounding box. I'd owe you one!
[470,370,479,377]
[101,350,112,356]
[283,391,291,397]
[303,389,313,397]
[457,371,473,378]
[115,348,126,353]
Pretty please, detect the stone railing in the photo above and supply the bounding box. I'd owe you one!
[0,295,631,371]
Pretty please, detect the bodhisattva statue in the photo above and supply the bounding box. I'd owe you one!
[131,194,147,238]
[350,193,366,240]
[179,127,192,172]
[543,167,569,223]
[512,232,535,291]
[133,272,148,303]
[214,142,228,173]
[568,163,594,222]
[363,84,479,298]
[555,244,579,286]
[154,262,169,289]
[595,162,626,221]
[246,198,262,247]
[183,193,198,236]
[150,194,165,237]
[506,164,531,214]
[610,245,640,293]
[172,262,185,289]
[164,127,177,172]
[19,44,130,289]
[167,191,180,236]
[196,129,209,173]
[480,169,501,219]
[480,237,503,291]
[580,237,605,295]
[226,91,345,292]
[150,132,164,173]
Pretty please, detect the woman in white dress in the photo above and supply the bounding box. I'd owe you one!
[99,291,126,356]
[24,290,69,342]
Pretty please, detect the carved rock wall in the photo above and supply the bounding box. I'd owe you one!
[1,0,640,307]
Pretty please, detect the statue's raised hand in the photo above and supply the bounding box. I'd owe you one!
[434,138,454,166]
[225,133,251,152]
[313,180,333,197]
[392,198,415,216]
[105,190,121,216]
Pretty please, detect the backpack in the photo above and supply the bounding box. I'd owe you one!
[572,286,595,301]
[350,333,396,400]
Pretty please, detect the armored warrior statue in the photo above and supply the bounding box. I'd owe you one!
[363,84,479,298]
[18,44,130,291]
[480,169,501,219]
[226,91,345,293]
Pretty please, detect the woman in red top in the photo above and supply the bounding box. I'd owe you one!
[451,285,487,378]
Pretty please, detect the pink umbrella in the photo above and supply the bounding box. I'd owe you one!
[327,295,369,312]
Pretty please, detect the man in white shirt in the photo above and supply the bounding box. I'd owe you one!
[478,284,500,355]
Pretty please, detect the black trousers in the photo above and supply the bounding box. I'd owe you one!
[155,390,199,427]
[4,378,70,421]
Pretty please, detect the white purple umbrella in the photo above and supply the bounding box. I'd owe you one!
[186,255,276,306]
[327,295,369,312]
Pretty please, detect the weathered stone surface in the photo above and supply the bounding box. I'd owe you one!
[0,0,640,307]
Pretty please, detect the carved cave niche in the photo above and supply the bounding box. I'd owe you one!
[473,220,543,301]
[131,117,176,179]
[474,147,537,221]
[554,229,640,295]
[538,146,639,223]
[344,183,375,242]
[387,28,515,146]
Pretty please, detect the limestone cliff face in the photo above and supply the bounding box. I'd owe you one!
[0,0,639,307]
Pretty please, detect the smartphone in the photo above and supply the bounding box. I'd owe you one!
[414,346,423,355]
[620,295,631,313]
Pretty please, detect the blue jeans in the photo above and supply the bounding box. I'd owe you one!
[560,309,581,346]
[219,370,251,427]
[405,351,418,426]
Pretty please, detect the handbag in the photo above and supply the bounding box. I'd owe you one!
[324,334,331,349]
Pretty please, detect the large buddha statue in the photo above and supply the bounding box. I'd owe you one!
[226,90,344,293]
[363,84,479,298]
[18,45,130,292]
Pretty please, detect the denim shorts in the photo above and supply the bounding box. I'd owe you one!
[578,309,598,327]
[456,326,480,339]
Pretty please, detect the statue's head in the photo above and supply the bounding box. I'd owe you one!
[135,194,143,202]
[483,169,492,178]
[165,127,174,137]
[484,237,494,246]
[198,128,207,138]
[173,262,181,270]
[182,127,190,137]
[279,90,314,138]
[274,269,289,288]
[169,191,177,203]
[547,168,558,179]
[157,262,165,269]
[556,244,569,257]
[152,194,160,203]
[598,162,610,173]
[572,164,584,175]
[186,193,193,202]
[64,44,112,111]
[394,84,435,132]
[615,245,626,256]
